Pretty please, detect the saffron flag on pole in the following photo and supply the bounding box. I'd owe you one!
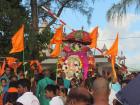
[111,56,118,82]
[89,26,98,48]
[105,34,118,56]
[50,44,61,57]
[50,25,63,57]
[10,24,24,53]
[50,25,63,44]
[104,34,119,82]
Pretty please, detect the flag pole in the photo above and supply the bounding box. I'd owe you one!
[55,57,60,84]
[23,51,25,73]
[41,6,75,32]
[94,48,96,55]
[94,45,97,56]
[23,30,25,74]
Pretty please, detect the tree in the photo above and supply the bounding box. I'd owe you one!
[107,0,140,21]
[0,0,96,60]
[0,0,28,57]
[30,0,38,32]
[0,0,52,60]
[27,0,95,30]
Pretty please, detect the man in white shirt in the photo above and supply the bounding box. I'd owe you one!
[17,79,40,105]
[45,84,64,105]
[109,82,121,105]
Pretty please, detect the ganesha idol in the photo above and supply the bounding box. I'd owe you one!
[62,55,83,80]
[57,30,95,80]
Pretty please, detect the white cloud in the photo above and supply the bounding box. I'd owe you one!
[95,14,140,71]
[126,54,140,71]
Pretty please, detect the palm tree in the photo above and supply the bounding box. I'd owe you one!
[107,0,140,21]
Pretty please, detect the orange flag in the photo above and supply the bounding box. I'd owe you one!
[104,34,119,82]
[50,25,63,57]
[0,60,6,76]
[30,60,43,73]
[6,57,22,74]
[10,25,24,53]
[30,60,36,67]
[37,61,43,73]
[89,26,98,48]
[6,57,17,64]
[50,25,63,44]
[105,34,118,56]
[50,44,61,57]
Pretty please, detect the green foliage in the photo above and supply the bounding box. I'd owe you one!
[0,0,28,57]
[0,0,27,36]
[26,28,53,60]
[0,0,53,60]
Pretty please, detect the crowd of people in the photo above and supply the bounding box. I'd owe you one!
[0,64,139,105]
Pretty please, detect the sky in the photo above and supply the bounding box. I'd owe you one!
[59,0,140,71]
[21,0,140,71]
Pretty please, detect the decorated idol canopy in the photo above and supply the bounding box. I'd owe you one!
[57,30,95,80]
[50,25,119,81]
